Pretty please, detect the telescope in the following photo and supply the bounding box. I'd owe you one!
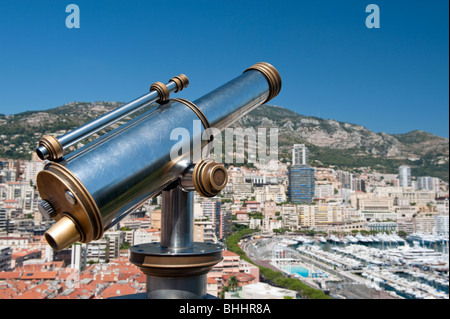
[36,62,281,298]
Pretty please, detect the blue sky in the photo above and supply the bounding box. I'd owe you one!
[0,0,448,137]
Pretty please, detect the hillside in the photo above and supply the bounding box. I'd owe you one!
[0,102,448,181]
[233,105,448,181]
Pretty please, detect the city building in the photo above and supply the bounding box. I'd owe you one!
[297,204,347,229]
[133,228,160,245]
[0,246,11,271]
[219,210,233,239]
[238,282,296,299]
[280,205,298,230]
[417,176,440,192]
[85,239,109,263]
[436,196,449,215]
[208,250,260,297]
[150,209,161,230]
[435,215,449,237]
[288,165,315,204]
[399,165,412,187]
[262,201,277,219]
[314,184,335,199]
[70,243,86,271]
[367,221,397,232]
[357,197,394,212]
[231,175,252,198]
[413,217,436,234]
[0,146,449,299]
[194,219,217,242]
[254,184,287,204]
[245,201,261,212]
[337,170,353,189]
[0,208,7,232]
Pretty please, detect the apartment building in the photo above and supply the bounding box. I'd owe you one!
[194,219,217,243]
[288,165,315,204]
[296,204,346,229]
[0,245,11,271]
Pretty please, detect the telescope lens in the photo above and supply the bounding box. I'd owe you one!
[211,166,227,189]
[44,215,81,251]
[36,146,46,161]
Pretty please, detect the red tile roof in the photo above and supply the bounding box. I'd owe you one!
[20,271,58,280]
[0,272,22,280]
[222,250,239,257]
[223,272,255,283]
[99,283,138,299]
[15,289,47,299]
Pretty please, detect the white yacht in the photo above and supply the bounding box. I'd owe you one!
[345,235,358,244]
[392,234,406,245]
[329,235,341,244]
[294,235,305,243]
[281,238,298,246]
[386,234,399,244]
[355,233,368,243]
[370,235,380,243]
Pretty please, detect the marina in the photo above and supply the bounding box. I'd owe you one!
[243,233,449,299]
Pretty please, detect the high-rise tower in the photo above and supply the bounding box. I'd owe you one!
[399,165,412,187]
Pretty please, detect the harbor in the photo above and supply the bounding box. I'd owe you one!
[242,233,449,299]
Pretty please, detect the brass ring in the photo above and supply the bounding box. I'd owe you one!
[193,160,212,197]
[169,74,189,93]
[192,159,228,198]
[170,98,211,131]
[36,162,104,247]
[38,135,64,161]
[244,62,281,103]
[150,81,170,103]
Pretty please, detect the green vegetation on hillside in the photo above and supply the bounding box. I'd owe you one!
[1,103,448,182]
[225,227,332,299]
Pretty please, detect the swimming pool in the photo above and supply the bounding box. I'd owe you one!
[288,265,309,278]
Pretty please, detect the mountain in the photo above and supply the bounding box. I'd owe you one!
[233,105,449,181]
[0,102,448,181]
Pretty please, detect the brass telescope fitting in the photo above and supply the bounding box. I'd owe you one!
[44,215,81,252]
[169,74,189,93]
[149,82,170,103]
[192,160,228,197]
[37,162,103,251]
[244,62,281,103]
[37,135,64,162]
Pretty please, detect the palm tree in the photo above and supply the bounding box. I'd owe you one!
[219,285,230,299]
[228,275,239,292]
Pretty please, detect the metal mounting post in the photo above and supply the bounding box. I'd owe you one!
[129,184,223,299]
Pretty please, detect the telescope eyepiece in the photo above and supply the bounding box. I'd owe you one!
[44,215,81,251]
